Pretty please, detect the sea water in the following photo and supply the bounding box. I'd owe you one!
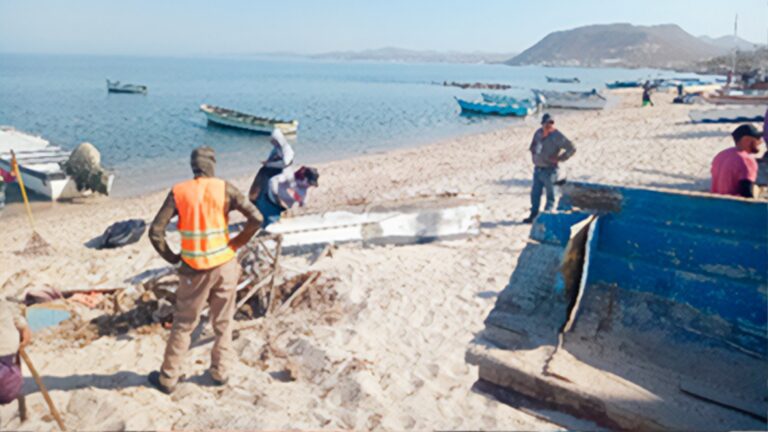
[0,53,697,196]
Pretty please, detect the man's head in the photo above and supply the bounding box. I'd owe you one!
[295,166,319,187]
[541,113,555,133]
[271,128,287,148]
[731,124,763,154]
[191,146,216,177]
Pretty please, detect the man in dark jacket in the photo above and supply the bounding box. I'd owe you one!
[523,113,576,223]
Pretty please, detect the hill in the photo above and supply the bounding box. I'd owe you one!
[313,47,516,64]
[506,23,724,69]
[698,35,762,52]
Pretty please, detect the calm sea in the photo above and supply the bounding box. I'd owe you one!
[0,53,697,196]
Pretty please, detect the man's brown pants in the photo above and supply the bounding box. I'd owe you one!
[159,258,240,387]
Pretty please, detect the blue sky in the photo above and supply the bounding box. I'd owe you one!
[0,0,766,56]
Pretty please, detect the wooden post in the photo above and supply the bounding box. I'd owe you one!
[19,349,66,431]
[267,235,283,314]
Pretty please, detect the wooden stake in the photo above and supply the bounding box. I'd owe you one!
[266,235,283,314]
[19,349,66,431]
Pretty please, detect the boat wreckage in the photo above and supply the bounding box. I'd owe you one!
[467,182,767,431]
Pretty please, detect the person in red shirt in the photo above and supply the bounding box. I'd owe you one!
[710,124,763,198]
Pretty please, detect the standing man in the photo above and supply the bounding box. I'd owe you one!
[642,83,654,107]
[0,299,31,405]
[710,124,763,198]
[147,146,262,394]
[523,113,576,223]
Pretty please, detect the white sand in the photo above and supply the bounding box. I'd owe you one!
[0,91,753,430]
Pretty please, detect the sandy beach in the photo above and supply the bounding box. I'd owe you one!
[0,90,752,430]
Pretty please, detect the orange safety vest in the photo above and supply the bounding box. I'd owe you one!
[172,177,236,270]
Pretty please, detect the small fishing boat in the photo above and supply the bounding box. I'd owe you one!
[546,76,580,84]
[481,93,539,108]
[0,127,114,201]
[455,98,533,117]
[704,89,768,105]
[106,79,147,94]
[689,106,766,124]
[605,80,642,89]
[200,104,299,134]
[532,89,607,110]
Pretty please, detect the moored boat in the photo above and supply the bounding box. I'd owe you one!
[455,98,533,117]
[532,89,607,110]
[605,80,642,89]
[546,76,580,83]
[0,127,114,201]
[689,106,766,123]
[200,104,299,134]
[481,93,538,108]
[106,79,147,94]
[704,89,768,105]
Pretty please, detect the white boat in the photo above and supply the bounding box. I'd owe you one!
[532,89,607,110]
[0,127,114,201]
[200,104,299,135]
[106,79,147,94]
[265,197,481,248]
[689,106,766,123]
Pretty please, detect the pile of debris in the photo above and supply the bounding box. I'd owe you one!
[27,235,339,347]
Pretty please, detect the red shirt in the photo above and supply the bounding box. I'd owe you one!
[710,147,758,196]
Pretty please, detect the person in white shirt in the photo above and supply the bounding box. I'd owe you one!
[248,128,295,203]
[256,166,319,228]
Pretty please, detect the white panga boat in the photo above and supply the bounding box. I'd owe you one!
[689,106,766,123]
[106,79,147,94]
[200,104,299,134]
[0,127,114,201]
[532,89,607,110]
[265,197,481,248]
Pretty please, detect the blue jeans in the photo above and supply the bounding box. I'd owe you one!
[530,166,558,217]
[254,193,284,229]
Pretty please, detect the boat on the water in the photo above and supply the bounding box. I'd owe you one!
[689,106,766,124]
[0,127,114,201]
[546,76,580,84]
[455,98,533,117]
[106,79,147,94]
[481,93,538,108]
[532,89,607,110]
[605,80,642,89]
[200,104,299,134]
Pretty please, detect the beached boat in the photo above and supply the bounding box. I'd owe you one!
[455,98,533,117]
[704,89,768,105]
[532,89,607,110]
[689,106,766,123]
[605,80,642,89]
[106,79,147,94]
[200,104,299,134]
[546,76,580,83]
[0,127,114,201]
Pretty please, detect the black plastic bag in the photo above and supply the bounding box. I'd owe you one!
[99,219,147,249]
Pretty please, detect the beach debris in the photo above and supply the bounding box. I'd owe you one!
[95,219,146,249]
[26,304,72,332]
[24,287,64,306]
[68,292,105,309]
[62,142,111,195]
[16,232,53,256]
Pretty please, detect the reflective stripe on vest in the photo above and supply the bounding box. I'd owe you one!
[172,177,236,270]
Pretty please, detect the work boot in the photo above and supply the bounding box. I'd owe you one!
[210,368,229,386]
[148,371,176,395]
[522,214,537,224]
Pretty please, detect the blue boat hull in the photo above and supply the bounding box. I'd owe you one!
[455,98,531,117]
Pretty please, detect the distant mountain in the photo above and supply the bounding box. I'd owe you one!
[698,35,762,52]
[506,23,724,69]
[314,47,517,64]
